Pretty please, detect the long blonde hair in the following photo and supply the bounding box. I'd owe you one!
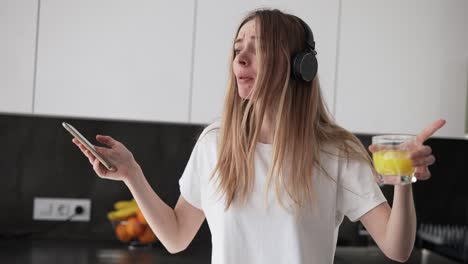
[212,9,371,213]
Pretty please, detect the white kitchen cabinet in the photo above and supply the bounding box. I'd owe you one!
[0,0,38,114]
[335,0,468,139]
[190,0,340,124]
[34,0,195,123]
[190,0,265,124]
[263,0,340,118]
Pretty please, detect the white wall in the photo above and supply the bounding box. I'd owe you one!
[334,0,468,138]
[263,0,341,120]
[1,1,467,138]
[190,0,341,125]
[34,0,195,123]
[0,0,38,114]
[189,0,265,125]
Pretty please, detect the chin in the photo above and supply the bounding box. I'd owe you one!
[237,86,252,99]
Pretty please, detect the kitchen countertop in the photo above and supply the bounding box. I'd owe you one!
[0,239,460,264]
[334,247,460,264]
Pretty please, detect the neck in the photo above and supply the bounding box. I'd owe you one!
[258,112,274,144]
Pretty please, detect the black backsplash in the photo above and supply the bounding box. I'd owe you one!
[0,113,467,246]
[0,113,208,242]
[356,134,468,226]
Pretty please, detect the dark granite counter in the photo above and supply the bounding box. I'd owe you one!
[0,239,460,264]
[0,239,210,264]
[334,246,460,263]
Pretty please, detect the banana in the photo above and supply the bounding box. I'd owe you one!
[107,205,139,221]
[113,199,138,210]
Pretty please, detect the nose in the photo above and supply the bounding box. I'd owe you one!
[236,51,249,67]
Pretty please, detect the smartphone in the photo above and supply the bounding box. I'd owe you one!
[62,122,116,171]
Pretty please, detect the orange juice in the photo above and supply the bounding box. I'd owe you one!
[372,134,417,185]
[373,150,415,176]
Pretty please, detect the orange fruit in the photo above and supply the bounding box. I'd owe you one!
[115,223,132,242]
[136,209,147,224]
[138,225,157,244]
[125,217,144,238]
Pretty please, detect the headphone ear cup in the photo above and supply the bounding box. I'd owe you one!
[292,52,318,82]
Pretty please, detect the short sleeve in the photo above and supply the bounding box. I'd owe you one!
[336,158,387,222]
[179,138,204,210]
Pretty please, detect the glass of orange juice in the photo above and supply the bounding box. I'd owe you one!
[372,134,417,185]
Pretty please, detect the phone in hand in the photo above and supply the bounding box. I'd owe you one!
[62,122,116,171]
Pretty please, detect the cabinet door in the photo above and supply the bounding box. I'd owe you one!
[190,0,264,124]
[264,0,341,116]
[34,0,195,123]
[190,0,340,124]
[335,0,468,138]
[0,0,38,114]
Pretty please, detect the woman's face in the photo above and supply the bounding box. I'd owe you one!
[233,19,257,99]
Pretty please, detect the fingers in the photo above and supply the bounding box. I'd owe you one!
[410,145,432,159]
[93,158,108,177]
[73,139,96,164]
[414,166,431,180]
[415,119,446,144]
[73,137,114,178]
[93,146,117,171]
[96,135,119,148]
[94,145,110,156]
[412,155,436,167]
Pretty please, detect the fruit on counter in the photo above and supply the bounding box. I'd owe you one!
[138,226,157,244]
[113,199,138,210]
[109,198,157,244]
[115,223,132,242]
[136,208,147,224]
[114,218,157,243]
[125,217,145,237]
[107,205,139,221]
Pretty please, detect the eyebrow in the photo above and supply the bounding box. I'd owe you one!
[234,35,256,44]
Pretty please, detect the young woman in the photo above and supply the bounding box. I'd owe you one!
[73,9,445,264]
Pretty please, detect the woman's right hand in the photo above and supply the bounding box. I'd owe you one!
[72,135,142,183]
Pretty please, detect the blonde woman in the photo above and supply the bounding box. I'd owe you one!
[73,9,445,264]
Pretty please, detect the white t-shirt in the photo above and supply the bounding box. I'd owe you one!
[179,122,386,264]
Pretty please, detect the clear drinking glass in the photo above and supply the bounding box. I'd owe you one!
[372,134,417,185]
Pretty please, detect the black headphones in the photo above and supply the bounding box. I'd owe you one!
[291,17,318,82]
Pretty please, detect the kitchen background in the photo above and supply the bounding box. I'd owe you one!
[1,0,468,263]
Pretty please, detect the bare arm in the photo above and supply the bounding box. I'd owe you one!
[360,185,416,262]
[125,172,206,254]
[362,119,446,262]
[72,136,205,254]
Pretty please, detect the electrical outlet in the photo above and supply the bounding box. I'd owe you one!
[33,197,91,222]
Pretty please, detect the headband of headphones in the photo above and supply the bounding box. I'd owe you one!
[295,16,316,53]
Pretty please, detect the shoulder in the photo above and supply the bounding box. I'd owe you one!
[318,139,372,180]
[321,139,368,162]
[319,142,347,166]
[197,121,221,146]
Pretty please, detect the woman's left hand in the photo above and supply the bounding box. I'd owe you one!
[369,119,446,181]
